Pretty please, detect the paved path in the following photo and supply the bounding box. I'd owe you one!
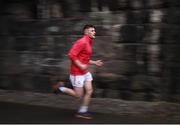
[0,89,180,124]
[0,101,179,124]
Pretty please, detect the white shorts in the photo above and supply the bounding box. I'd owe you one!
[70,72,93,87]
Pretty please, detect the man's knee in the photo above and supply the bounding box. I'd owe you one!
[75,93,83,99]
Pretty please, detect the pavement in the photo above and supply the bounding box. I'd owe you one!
[0,89,180,124]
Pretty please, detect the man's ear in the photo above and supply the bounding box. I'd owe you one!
[84,29,88,34]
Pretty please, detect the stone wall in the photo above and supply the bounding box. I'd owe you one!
[0,0,179,102]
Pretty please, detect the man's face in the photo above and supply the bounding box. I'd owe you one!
[85,27,96,39]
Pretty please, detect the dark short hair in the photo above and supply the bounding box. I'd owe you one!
[83,24,95,32]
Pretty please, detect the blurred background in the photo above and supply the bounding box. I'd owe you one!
[0,0,179,103]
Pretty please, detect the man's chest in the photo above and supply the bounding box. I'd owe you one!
[81,43,92,56]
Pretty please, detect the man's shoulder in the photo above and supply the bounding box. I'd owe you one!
[75,37,86,44]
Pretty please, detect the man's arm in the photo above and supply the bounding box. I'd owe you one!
[68,41,87,70]
[74,60,88,70]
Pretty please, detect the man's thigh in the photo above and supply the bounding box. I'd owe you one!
[84,81,93,92]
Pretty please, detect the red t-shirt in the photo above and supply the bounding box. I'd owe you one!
[68,35,93,75]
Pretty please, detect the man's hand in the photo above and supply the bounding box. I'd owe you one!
[90,60,104,67]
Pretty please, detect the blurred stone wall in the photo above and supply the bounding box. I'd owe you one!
[0,0,179,102]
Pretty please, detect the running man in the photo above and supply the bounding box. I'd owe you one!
[52,24,103,119]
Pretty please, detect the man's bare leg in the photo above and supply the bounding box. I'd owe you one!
[79,81,93,112]
[63,87,84,98]
[52,81,83,98]
[75,81,93,119]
